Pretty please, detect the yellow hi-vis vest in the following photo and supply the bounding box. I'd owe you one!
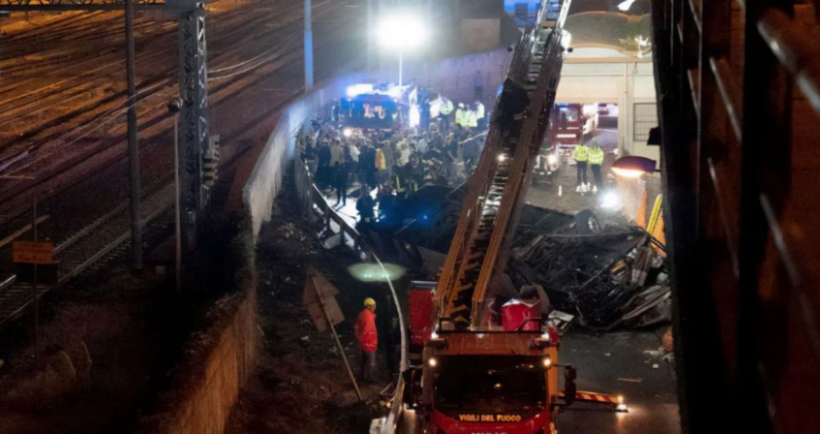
[573,145,589,162]
[455,109,467,126]
[376,149,387,170]
[440,100,454,115]
[588,147,604,165]
[467,110,478,128]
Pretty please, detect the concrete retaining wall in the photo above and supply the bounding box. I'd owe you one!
[137,278,258,434]
[243,72,368,240]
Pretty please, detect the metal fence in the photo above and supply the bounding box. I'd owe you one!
[292,153,371,259]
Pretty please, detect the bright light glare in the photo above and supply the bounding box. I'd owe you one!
[601,191,622,210]
[618,395,625,404]
[541,332,551,341]
[618,0,636,11]
[561,30,572,50]
[346,83,374,98]
[377,16,427,49]
[428,357,438,368]
[612,167,646,178]
[348,263,406,282]
[343,128,353,138]
[543,356,552,368]
[384,85,403,99]
[498,154,507,162]
[409,104,420,127]
[547,154,558,165]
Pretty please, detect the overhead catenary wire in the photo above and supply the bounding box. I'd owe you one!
[0,76,174,125]
[207,34,297,74]
[1,92,169,179]
[208,42,294,81]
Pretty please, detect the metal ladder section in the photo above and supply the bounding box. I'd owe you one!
[436,0,572,328]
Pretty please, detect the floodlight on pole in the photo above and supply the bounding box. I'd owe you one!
[377,15,427,88]
[617,0,636,11]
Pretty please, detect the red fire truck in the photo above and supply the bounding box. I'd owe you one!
[382,1,625,433]
[548,103,596,147]
[405,290,570,434]
[533,104,598,181]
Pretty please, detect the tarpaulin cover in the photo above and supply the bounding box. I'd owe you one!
[501,299,541,331]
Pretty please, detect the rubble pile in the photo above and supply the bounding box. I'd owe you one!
[509,209,671,330]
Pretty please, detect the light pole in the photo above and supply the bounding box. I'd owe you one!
[377,15,427,89]
[398,50,403,88]
[125,0,142,272]
[304,0,314,90]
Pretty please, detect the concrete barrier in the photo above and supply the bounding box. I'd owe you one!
[243,72,369,240]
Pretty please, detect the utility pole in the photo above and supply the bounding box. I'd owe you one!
[31,194,39,367]
[125,0,142,271]
[304,0,313,91]
[168,99,183,297]
[367,0,374,71]
[0,12,6,79]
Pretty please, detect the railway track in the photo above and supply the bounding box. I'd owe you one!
[0,177,175,327]
[0,0,362,329]
[0,0,358,234]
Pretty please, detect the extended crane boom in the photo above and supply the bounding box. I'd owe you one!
[435,0,572,328]
[393,5,628,434]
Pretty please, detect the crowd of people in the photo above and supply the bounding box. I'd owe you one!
[298,99,489,210]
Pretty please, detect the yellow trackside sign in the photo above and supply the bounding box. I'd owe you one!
[12,241,54,265]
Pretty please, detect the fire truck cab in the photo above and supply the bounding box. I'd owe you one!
[549,103,596,147]
[419,329,565,434]
[533,103,598,181]
[405,287,576,434]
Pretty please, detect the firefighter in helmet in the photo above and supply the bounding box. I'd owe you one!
[355,297,378,381]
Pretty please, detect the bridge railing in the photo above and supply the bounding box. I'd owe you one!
[653,0,820,431]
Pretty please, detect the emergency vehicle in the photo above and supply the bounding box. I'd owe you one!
[380,1,626,433]
[548,103,597,147]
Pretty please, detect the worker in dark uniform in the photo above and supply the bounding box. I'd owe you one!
[316,140,331,189]
[495,79,530,139]
[334,155,349,207]
[357,190,376,227]
[474,70,484,101]
[354,298,378,382]
[359,143,377,190]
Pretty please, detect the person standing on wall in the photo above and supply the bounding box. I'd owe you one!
[329,138,345,195]
[439,98,454,130]
[588,139,604,194]
[334,151,349,207]
[474,70,484,101]
[475,100,486,130]
[573,142,589,192]
[354,298,378,382]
